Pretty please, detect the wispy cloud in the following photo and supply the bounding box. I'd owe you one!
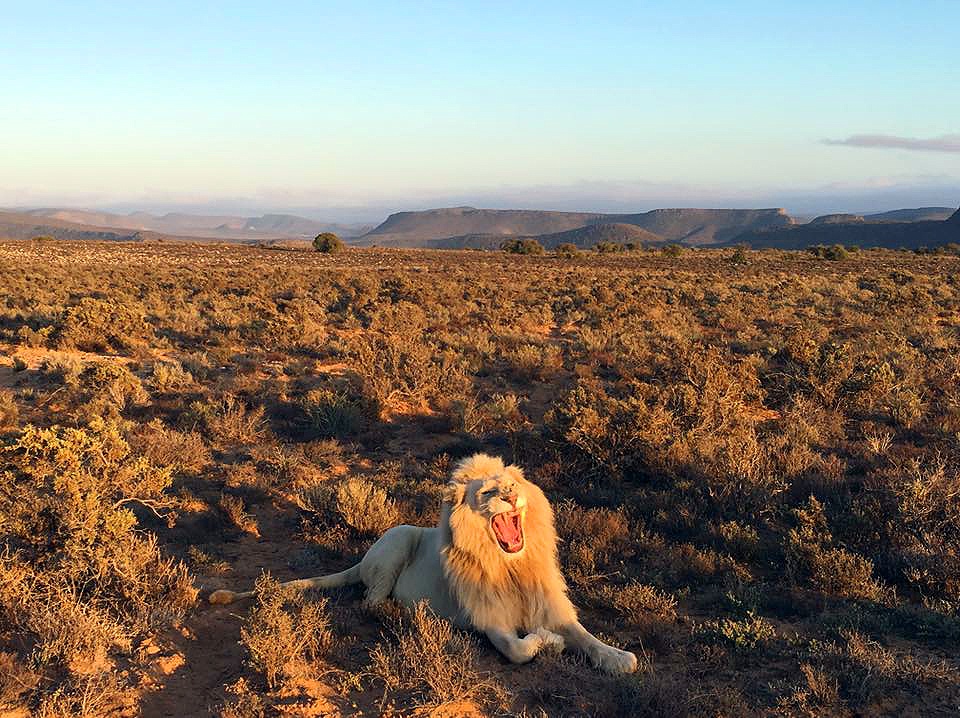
[825,134,960,153]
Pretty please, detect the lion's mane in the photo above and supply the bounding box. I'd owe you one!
[438,454,577,633]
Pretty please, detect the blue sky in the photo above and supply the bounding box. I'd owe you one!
[1,1,957,218]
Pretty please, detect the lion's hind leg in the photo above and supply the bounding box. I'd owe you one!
[353,525,422,608]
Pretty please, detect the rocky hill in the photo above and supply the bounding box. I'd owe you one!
[729,207,960,250]
[533,222,664,248]
[418,222,664,250]
[864,207,955,223]
[0,210,170,242]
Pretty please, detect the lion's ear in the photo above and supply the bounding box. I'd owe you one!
[504,464,525,483]
[443,481,466,506]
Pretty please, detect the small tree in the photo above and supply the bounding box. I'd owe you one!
[500,238,544,255]
[313,232,344,253]
[662,244,684,258]
[594,241,622,254]
[730,244,750,265]
[807,244,848,261]
[555,243,579,258]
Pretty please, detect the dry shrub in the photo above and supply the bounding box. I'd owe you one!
[251,301,328,352]
[149,360,195,393]
[776,663,843,715]
[786,497,887,602]
[33,672,131,718]
[504,342,563,381]
[716,520,761,561]
[56,297,153,353]
[806,629,951,706]
[219,493,260,536]
[887,389,924,428]
[44,360,150,423]
[299,477,399,537]
[187,546,231,576]
[39,354,84,386]
[550,346,778,513]
[0,390,17,431]
[455,392,529,437]
[555,500,630,580]
[217,677,266,718]
[225,462,268,490]
[16,324,54,348]
[207,395,267,445]
[369,601,508,713]
[353,331,468,413]
[0,419,195,701]
[256,444,316,487]
[0,651,39,709]
[240,574,332,690]
[606,581,678,623]
[862,457,960,602]
[132,419,211,475]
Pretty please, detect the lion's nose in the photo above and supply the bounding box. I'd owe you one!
[502,492,518,508]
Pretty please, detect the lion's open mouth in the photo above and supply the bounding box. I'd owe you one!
[491,510,524,553]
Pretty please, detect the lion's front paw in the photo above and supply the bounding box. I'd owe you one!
[533,627,565,655]
[596,646,638,674]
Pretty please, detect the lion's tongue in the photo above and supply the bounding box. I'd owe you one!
[492,513,521,549]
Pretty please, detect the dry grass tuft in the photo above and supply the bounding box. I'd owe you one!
[240,574,332,690]
[369,601,509,713]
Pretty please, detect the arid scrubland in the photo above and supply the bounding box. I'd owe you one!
[1,239,959,716]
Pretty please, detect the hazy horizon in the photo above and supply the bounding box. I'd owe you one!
[5,177,958,226]
[2,2,958,222]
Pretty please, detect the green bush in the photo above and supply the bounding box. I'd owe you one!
[299,387,367,438]
[697,612,776,650]
[807,244,849,260]
[500,238,545,255]
[312,232,344,253]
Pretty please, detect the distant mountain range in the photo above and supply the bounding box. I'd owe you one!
[0,209,172,242]
[1,204,957,251]
[7,208,372,241]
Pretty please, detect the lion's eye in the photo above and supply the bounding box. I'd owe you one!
[481,489,497,496]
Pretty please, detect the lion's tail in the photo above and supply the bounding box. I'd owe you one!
[208,563,363,606]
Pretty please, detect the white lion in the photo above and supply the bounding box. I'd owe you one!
[210,453,638,673]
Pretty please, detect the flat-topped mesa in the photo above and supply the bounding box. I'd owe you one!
[809,214,865,225]
[359,206,795,247]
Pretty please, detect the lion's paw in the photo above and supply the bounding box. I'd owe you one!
[533,627,565,655]
[596,646,638,674]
